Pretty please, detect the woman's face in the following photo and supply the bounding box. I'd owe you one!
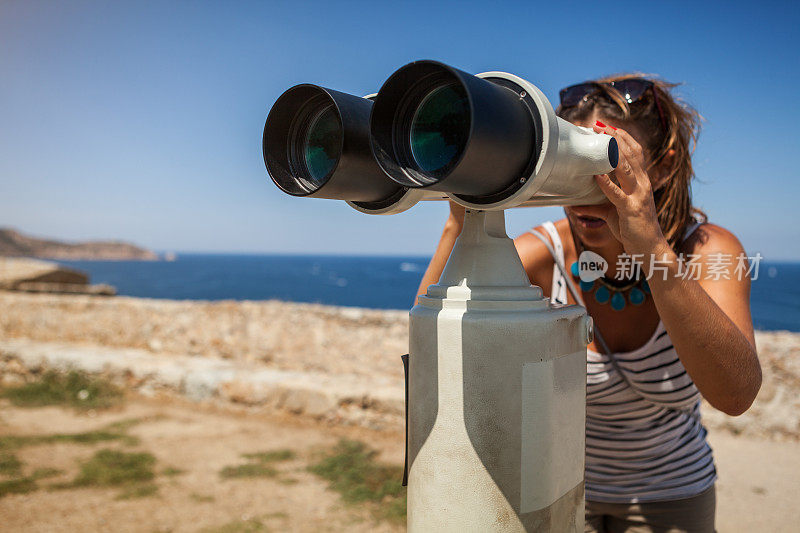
[563,112,654,249]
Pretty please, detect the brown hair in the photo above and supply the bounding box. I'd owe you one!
[556,73,706,250]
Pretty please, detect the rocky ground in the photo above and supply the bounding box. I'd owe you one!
[1,291,798,441]
[0,292,408,378]
[0,291,799,532]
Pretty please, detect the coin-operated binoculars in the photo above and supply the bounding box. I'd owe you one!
[263,60,616,532]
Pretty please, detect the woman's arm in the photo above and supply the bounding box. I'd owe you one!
[592,123,761,416]
[414,201,465,305]
[640,227,759,415]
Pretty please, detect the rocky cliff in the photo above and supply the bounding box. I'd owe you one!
[0,227,157,260]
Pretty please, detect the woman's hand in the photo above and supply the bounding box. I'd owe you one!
[591,123,760,415]
[591,122,667,258]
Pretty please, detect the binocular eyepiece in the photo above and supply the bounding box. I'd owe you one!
[262,60,619,214]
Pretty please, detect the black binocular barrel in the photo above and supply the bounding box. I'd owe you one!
[370,60,539,199]
[263,84,404,203]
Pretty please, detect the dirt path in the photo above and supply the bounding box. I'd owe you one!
[709,432,800,533]
[0,395,797,532]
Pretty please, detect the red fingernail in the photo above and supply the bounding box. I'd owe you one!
[595,120,606,127]
[610,126,617,130]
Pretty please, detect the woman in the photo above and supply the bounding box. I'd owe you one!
[415,74,761,532]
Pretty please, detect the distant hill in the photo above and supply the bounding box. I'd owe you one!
[0,228,158,260]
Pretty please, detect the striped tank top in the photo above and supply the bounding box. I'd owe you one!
[532,221,717,504]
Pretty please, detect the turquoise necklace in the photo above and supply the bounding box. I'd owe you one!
[565,220,650,311]
[569,261,650,311]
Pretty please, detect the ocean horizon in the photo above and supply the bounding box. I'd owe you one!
[54,253,800,333]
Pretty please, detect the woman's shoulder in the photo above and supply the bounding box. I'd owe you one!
[683,221,746,258]
[513,218,571,283]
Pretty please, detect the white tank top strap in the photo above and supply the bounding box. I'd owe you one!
[683,214,704,241]
[529,221,568,305]
[541,221,564,262]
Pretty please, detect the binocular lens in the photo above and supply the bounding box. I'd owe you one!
[409,83,470,174]
[371,61,537,200]
[302,104,341,184]
[264,84,405,202]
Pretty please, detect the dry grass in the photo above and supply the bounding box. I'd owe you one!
[309,439,406,523]
[0,370,123,410]
[219,448,295,480]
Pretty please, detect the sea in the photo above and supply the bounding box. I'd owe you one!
[54,254,800,333]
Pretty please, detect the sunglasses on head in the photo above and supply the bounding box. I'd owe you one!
[559,78,667,131]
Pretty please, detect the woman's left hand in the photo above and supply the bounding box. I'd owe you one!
[591,121,668,257]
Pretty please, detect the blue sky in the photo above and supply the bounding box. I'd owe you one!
[2,1,799,259]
